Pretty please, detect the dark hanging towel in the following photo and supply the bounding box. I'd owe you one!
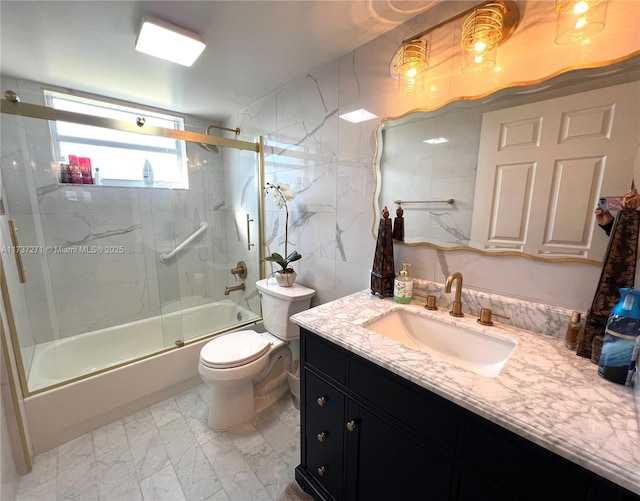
[577,209,640,360]
[393,205,404,242]
[371,206,395,298]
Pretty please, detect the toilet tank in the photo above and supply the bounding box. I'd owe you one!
[256,279,315,340]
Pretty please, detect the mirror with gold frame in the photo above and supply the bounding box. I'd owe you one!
[372,54,640,265]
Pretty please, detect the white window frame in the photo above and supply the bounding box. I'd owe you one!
[44,89,189,189]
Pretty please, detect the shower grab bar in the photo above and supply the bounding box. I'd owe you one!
[394,198,455,205]
[160,222,208,263]
[246,214,255,251]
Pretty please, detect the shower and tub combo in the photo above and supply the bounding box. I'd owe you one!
[28,299,259,391]
[0,87,293,456]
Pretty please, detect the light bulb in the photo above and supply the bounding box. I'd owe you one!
[406,67,418,78]
[573,1,589,15]
[575,17,587,29]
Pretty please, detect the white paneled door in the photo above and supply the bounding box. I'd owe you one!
[470,80,639,261]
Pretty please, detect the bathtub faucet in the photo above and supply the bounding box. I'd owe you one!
[225,283,246,295]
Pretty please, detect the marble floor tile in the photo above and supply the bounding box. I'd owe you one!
[149,397,183,428]
[57,433,95,473]
[139,464,186,501]
[56,459,99,501]
[15,448,57,497]
[12,384,306,501]
[93,420,128,458]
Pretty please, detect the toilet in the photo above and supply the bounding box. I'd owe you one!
[198,278,315,430]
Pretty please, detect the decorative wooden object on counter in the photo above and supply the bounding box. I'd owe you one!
[370,206,395,298]
[577,209,640,359]
[392,205,404,241]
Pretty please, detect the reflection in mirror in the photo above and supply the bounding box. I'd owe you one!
[373,55,640,264]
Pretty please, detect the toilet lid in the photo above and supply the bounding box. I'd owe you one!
[200,330,272,369]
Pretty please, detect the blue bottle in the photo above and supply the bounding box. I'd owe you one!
[598,288,640,385]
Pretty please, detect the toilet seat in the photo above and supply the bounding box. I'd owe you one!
[200,330,272,369]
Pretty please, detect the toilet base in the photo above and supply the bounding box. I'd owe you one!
[206,378,289,430]
[255,384,289,416]
[205,348,292,430]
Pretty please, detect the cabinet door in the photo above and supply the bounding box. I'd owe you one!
[346,401,454,501]
[456,469,521,501]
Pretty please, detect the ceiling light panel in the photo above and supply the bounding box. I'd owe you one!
[135,17,206,67]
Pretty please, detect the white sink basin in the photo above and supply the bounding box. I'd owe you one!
[364,309,517,377]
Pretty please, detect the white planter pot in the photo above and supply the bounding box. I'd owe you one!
[275,271,297,287]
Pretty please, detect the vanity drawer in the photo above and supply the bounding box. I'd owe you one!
[303,329,347,384]
[304,370,345,499]
[349,357,460,453]
[304,370,345,417]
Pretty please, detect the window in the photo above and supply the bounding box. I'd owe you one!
[44,90,188,189]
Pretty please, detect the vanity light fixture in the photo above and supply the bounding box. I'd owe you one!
[554,0,607,45]
[396,39,429,94]
[135,17,206,67]
[461,3,507,73]
[339,109,378,123]
[390,1,519,87]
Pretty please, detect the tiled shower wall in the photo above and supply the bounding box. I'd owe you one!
[225,0,640,311]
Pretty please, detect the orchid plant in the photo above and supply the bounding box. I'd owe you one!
[264,182,301,273]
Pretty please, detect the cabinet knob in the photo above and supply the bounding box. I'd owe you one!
[317,465,326,477]
[317,432,327,442]
[316,396,327,406]
[346,420,358,432]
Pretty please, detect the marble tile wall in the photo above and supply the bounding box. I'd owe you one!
[226,0,640,312]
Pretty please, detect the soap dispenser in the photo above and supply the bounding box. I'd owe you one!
[393,262,413,304]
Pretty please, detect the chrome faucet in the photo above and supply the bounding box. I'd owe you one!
[444,272,464,317]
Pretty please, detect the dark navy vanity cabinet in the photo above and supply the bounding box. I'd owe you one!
[295,329,639,501]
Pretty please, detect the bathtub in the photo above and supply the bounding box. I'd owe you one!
[23,299,261,454]
[27,299,260,391]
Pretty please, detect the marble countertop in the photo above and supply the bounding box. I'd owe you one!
[291,290,640,495]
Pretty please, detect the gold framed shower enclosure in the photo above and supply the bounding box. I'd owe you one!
[1,91,268,397]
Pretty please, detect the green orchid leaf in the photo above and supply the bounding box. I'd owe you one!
[286,251,302,263]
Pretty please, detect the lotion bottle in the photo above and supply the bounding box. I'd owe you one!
[564,311,581,350]
[393,262,413,304]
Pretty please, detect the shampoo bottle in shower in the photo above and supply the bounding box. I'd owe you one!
[69,155,82,184]
[142,159,154,187]
[59,157,71,184]
[393,262,413,304]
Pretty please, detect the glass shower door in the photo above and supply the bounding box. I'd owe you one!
[1,87,265,393]
[1,89,184,393]
[161,123,263,346]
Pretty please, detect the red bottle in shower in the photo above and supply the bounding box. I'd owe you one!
[69,155,83,184]
[79,157,93,184]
